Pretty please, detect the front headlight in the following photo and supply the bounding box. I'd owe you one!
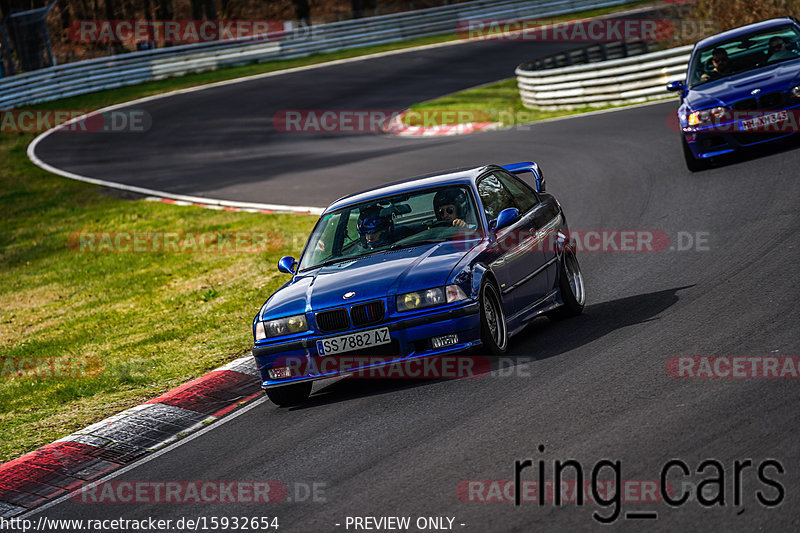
[687,107,729,127]
[791,85,800,98]
[397,285,467,312]
[258,314,308,339]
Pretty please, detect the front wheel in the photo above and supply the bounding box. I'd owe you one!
[265,382,312,407]
[551,249,585,319]
[480,281,508,355]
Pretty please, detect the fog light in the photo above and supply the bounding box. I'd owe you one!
[268,367,292,379]
[432,334,458,349]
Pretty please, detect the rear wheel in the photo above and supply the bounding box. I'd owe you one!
[551,249,585,319]
[480,281,508,355]
[683,137,710,172]
[265,382,312,406]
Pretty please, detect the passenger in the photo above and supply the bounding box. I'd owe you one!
[767,36,798,62]
[357,206,394,249]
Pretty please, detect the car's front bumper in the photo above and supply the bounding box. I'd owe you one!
[683,104,800,159]
[253,301,481,389]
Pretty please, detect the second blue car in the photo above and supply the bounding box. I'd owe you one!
[667,17,800,171]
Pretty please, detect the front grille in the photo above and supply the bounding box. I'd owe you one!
[315,308,350,332]
[732,98,756,111]
[759,91,784,110]
[731,92,785,112]
[351,301,385,327]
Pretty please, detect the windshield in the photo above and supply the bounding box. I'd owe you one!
[689,24,800,87]
[297,185,481,271]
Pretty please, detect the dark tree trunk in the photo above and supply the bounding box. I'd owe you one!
[189,0,202,19]
[351,0,363,19]
[202,0,215,19]
[351,0,377,19]
[155,0,173,21]
[292,0,310,24]
[104,0,117,20]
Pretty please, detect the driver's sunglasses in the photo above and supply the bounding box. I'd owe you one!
[771,43,785,51]
[437,207,456,216]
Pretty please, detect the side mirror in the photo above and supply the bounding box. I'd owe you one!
[666,80,685,92]
[278,256,298,274]
[489,208,520,232]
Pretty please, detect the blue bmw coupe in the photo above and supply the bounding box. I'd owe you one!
[667,17,800,171]
[252,163,585,406]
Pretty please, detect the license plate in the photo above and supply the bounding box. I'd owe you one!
[738,110,788,131]
[316,327,391,356]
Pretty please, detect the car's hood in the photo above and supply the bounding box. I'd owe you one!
[260,240,477,319]
[685,60,800,110]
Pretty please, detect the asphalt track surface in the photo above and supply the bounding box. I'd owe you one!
[32,24,800,533]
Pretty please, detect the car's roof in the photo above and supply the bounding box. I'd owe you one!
[325,165,494,212]
[695,17,798,49]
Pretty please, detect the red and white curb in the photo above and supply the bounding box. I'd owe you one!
[383,112,501,137]
[0,355,262,518]
[144,196,321,214]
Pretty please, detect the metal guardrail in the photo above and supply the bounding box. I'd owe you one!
[1,0,640,109]
[520,40,651,70]
[516,44,693,110]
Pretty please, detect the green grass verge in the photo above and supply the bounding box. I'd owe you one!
[403,78,624,127]
[0,0,657,464]
[0,133,317,462]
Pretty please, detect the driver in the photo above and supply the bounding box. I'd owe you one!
[357,206,394,249]
[433,189,468,228]
[700,47,731,82]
